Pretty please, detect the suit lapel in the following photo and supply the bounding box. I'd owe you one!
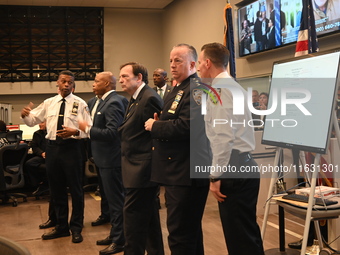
[122,86,146,124]
[88,98,96,112]
[163,85,173,101]
[97,92,114,113]
[92,92,114,124]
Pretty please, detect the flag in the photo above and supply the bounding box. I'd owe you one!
[223,3,236,78]
[294,0,319,57]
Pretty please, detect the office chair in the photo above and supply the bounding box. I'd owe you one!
[0,236,31,255]
[0,143,28,207]
[83,157,100,195]
[6,130,23,149]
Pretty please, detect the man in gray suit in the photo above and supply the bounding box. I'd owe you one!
[80,72,127,255]
[118,62,164,255]
[152,68,172,101]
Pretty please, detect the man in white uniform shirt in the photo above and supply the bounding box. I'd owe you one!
[197,43,264,255]
[21,70,92,244]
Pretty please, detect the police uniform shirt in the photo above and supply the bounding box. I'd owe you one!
[204,71,255,177]
[23,93,92,140]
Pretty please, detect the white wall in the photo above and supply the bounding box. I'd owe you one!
[161,0,226,71]
[104,8,164,90]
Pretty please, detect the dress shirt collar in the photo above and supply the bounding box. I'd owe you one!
[132,82,146,100]
[56,93,74,103]
[101,90,115,101]
[212,71,231,86]
[158,84,167,91]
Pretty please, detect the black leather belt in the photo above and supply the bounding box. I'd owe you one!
[232,150,252,163]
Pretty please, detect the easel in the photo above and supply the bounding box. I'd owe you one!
[261,110,340,255]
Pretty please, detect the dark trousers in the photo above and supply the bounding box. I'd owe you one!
[96,167,110,220]
[24,156,46,187]
[47,199,57,223]
[164,185,209,255]
[123,186,164,255]
[99,166,125,245]
[45,140,84,233]
[219,175,264,255]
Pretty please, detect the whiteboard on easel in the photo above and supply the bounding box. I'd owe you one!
[261,49,340,154]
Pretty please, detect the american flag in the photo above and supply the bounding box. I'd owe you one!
[223,3,236,78]
[295,0,319,57]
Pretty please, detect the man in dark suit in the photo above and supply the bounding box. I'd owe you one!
[267,18,275,48]
[254,11,263,51]
[152,68,172,101]
[25,121,48,194]
[152,67,172,208]
[145,44,211,255]
[80,72,127,255]
[118,62,164,255]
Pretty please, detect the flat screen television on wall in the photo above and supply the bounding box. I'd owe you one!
[237,0,340,57]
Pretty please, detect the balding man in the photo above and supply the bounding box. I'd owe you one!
[80,71,128,255]
[152,68,172,101]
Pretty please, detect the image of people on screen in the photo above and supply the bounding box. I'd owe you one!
[238,0,339,57]
[240,19,253,55]
[238,0,287,56]
[267,18,275,48]
[313,0,340,35]
[254,10,264,51]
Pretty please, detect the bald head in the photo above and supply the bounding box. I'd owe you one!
[93,71,117,97]
[100,72,117,90]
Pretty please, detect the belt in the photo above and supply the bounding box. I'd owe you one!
[47,139,78,145]
[232,150,252,163]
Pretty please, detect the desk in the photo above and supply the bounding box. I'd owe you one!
[272,196,340,254]
[273,196,340,218]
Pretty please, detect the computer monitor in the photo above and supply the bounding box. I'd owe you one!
[262,49,340,153]
[19,124,40,141]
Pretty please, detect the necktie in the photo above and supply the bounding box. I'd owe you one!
[56,98,65,141]
[158,88,164,99]
[125,97,135,119]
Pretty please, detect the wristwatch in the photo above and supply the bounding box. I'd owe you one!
[209,176,220,183]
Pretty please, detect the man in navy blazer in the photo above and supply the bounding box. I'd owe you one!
[152,68,172,101]
[118,62,164,255]
[80,71,127,255]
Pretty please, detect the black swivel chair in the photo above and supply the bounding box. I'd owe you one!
[83,157,100,195]
[0,236,31,255]
[6,130,23,148]
[0,142,29,206]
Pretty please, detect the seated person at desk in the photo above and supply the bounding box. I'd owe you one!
[24,121,57,229]
[258,92,268,111]
[252,92,269,129]
[0,120,10,148]
[24,121,48,196]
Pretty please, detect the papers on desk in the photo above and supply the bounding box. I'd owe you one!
[273,196,340,210]
[296,186,340,199]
